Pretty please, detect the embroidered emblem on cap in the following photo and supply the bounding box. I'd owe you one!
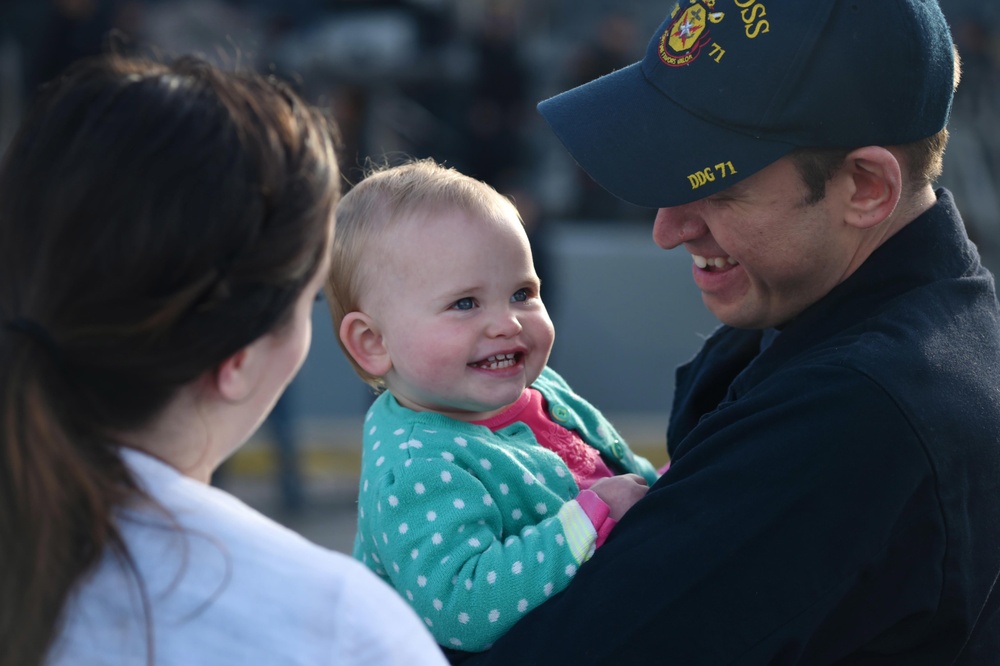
[659,0,725,67]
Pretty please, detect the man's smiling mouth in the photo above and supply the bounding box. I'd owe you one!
[692,254,739,271]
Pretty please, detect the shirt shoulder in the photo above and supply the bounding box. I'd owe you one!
[51,449,446,665]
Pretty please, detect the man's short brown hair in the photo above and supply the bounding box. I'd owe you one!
[790,128,950,205]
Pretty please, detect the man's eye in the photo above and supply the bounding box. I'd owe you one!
[511,289,529,303]
[452,297,475,310]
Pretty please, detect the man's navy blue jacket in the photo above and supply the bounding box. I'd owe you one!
[465,190,1000,664]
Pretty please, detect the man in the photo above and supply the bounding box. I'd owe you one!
[462,1,1000,663]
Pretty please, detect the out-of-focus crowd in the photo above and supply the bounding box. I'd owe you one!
[1,0,998,257]
[0,0,664,224]
[941,10,1000,271]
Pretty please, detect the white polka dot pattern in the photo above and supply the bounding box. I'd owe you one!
[351,377,658,652]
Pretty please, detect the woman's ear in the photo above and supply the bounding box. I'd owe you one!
[340,312,392,378]
[212,346,260,403]
[842,146,902,230]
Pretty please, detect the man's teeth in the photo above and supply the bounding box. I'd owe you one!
[692,255,739,269]
[476,353,517,369]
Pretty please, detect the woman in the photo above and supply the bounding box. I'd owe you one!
[0,54,446,666]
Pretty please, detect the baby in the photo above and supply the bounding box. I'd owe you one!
[326,159,658,652]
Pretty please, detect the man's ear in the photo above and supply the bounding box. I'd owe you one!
[340,312,392,378]
[213,346,259,403]
[842,146,902,230]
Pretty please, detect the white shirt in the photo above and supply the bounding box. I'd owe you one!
[48,448,447,666]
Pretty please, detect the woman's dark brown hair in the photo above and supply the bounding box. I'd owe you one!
[0,54,340,665]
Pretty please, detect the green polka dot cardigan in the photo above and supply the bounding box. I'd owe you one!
[353,366,658,651]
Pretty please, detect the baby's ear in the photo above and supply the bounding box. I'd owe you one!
[340,312,392,378]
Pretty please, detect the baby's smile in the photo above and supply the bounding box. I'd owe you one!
[469,353,521,370]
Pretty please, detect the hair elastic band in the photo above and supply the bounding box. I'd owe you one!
[1,317,63,360]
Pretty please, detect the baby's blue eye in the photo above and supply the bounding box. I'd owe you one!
[511,289,529,303]
[453,297,475,311]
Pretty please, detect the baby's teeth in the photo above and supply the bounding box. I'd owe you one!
[693,256,708,269]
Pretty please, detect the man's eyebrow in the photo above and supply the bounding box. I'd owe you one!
[707,178,753,202]
[723,178,751,196]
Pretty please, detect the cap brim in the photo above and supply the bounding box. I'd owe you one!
[538,62,797,209]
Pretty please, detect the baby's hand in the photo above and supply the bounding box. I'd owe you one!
[589,474,649,520]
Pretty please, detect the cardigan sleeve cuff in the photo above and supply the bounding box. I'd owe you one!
[576,489,617,548]
[556,497,598,562]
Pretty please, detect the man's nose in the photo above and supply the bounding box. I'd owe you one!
[652,205,707,249]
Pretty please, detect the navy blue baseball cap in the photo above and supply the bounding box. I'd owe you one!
[538,0,956,208]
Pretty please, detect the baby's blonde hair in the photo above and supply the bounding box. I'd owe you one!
[326,158,523,389]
